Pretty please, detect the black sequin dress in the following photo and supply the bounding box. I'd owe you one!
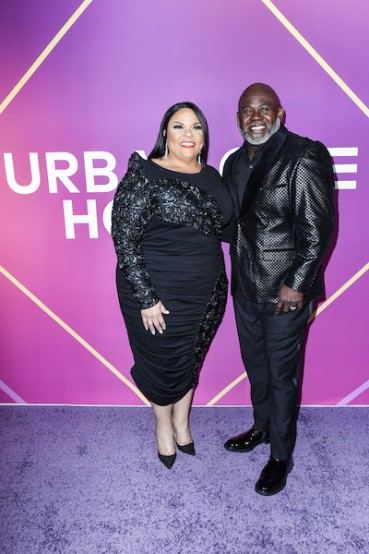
[112,153,233,405]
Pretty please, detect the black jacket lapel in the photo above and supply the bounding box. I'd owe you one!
[239,125,288,219]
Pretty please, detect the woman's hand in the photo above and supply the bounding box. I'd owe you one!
[141,301,170,335]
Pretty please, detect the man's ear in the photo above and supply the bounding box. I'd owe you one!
[236,112,240,128]
[278,107,285,124]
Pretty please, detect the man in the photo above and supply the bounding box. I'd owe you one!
[222,83,335,495]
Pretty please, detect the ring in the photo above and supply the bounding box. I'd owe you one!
[290,305,297,311]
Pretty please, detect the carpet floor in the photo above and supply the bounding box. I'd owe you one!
[0,406,368,554]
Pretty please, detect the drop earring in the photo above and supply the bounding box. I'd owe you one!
[163,141,168,159]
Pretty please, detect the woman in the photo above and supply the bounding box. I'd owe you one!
[112,102,233,468]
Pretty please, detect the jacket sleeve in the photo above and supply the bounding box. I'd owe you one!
[111,159,160,309]
[283,141,335,294]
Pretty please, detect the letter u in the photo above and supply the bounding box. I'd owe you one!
[4,152,40,194]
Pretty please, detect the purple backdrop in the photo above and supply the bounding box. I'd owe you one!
[1,0,368,406]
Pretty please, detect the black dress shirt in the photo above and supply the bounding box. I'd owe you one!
[234,145,263,215]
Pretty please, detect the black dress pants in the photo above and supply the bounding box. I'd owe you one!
[234,290,313,461]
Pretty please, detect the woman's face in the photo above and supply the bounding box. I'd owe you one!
[165,108,204,162]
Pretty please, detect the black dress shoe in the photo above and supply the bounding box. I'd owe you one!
[176,442,196,456]
[224,428,269,452]
[255,457,293,496]
[158,452,176,469]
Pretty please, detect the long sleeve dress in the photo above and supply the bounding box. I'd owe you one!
[111,152,233,405]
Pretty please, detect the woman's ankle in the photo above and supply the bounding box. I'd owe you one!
[155,426,175,456]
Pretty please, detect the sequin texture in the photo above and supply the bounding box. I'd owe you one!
[111,152,224,309]
[224,131,336,303]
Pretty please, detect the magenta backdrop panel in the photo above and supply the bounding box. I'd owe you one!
[0,0,368,406]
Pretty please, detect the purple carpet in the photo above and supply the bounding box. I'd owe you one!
[1,406,368,554]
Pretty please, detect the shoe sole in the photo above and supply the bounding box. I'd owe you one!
[255,479,287,496]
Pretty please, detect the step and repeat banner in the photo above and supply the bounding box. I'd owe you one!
[1,0,368,406]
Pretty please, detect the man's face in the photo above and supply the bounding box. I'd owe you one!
[237,87,284,145]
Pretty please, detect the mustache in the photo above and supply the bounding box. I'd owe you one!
[240,116,281,145]
[245,120,272,132]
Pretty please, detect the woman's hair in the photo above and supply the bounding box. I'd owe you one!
[148,101,209,165]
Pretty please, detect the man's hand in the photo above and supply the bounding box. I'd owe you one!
[275,285,304,314]
[141,301,170,334]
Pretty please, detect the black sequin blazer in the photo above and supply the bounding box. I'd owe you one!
[222,125,336,303]
[111,153,224,309]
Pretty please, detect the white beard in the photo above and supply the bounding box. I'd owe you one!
[240,116,281,145]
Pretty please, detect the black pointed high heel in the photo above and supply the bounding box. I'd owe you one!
[176,442,196,456]
[158,452,177,469]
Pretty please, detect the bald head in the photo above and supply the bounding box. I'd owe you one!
[238,83,281,112]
